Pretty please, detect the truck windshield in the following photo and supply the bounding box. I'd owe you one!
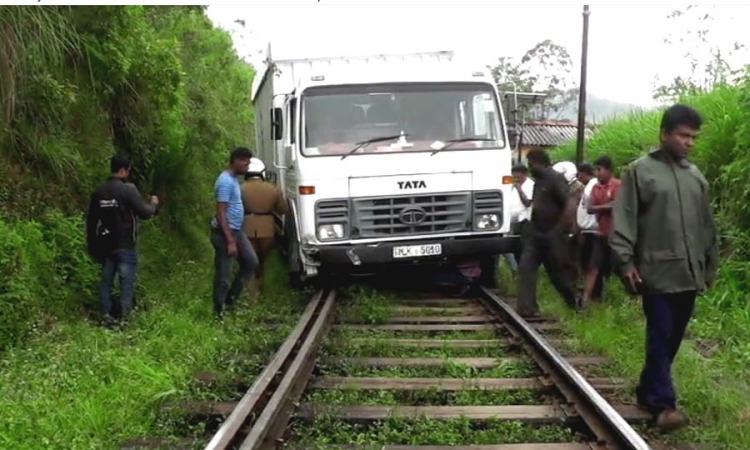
[301,82,505,157]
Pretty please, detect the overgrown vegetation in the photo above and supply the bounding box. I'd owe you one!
[0,5,255,348]
[0,252,307,449]
[0,5,275,449]
[530,74,750,449]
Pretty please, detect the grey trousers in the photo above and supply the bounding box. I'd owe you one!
[210,228,258,315]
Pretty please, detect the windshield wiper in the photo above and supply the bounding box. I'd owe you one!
[429,138,497,156]
[341,134,407,160]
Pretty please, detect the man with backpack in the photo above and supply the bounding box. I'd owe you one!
[86,154,159,327]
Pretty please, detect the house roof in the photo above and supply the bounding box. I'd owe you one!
[519,121,595,147]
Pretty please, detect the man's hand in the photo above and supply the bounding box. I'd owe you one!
[513,182,521,191]
[624,267,642,292]
[150,195,160,206]
[227,237,238,258]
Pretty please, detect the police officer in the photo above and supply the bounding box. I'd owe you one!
[241,157,288,295]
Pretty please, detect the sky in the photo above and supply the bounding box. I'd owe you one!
[206,2,750,108]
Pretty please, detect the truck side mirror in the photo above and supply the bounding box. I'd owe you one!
[271,107,283,141]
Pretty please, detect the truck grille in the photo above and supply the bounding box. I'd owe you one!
[352,193,470,238]
[473,191,503,214]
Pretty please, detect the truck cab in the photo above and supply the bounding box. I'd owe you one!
[252,50,518,287]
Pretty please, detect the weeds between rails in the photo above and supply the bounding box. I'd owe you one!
[132,280,706,450]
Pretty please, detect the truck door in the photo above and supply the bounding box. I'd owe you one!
[283,96,298,200]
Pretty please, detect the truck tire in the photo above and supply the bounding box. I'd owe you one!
[479,255,500,289]
[284,216,306,290]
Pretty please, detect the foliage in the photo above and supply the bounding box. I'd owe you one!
[556,80,750,257]
[0,252,307,450]
[488,39,578,120]
[0,5,255,349]
[653,5,748,102]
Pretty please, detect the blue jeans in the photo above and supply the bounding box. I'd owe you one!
[211,228,258,315]
[100,248,138,319]
[636,290,696,413]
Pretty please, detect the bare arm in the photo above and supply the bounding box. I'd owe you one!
[216,202,235,242]
[516,185,533,208]
[588,202,614,214]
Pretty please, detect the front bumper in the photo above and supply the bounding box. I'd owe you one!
[314,235,518,266]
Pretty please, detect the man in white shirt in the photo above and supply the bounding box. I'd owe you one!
[576,163,603,301]
[505,164,535,272]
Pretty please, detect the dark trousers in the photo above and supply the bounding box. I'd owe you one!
[636,290,696,413]
[511,220,531,263]
[211,228,258,315]
[100,248,138,320]
[517,228,578,315]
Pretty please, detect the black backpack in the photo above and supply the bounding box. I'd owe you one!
[87,180,126,263]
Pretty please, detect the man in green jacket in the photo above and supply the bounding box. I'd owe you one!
[610,104,718,432]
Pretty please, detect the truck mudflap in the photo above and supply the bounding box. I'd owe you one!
[314,235,518,266]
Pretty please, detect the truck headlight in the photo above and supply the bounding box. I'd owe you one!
[476,214,499,230]
[318,224,346,240]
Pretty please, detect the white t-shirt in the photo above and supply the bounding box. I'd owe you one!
[577,178,598,232]
[510,177,535,223]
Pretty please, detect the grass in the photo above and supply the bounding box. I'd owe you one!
[497,255,750,449]
[540,274,750,450]
[286,284,573,447]
[0,252,306,450]
[286,417,576,448]
[302,388,542,407]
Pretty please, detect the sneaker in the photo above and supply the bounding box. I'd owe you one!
[655,408,690,433]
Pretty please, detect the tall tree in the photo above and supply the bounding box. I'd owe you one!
[489,39,578,120]
[653,5,747,102]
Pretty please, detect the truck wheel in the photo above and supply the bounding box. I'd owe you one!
[286,233,307,290]
[479,255,499,289]
[284,217,306,289]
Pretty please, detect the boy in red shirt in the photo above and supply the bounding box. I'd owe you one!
[583,155,621,305]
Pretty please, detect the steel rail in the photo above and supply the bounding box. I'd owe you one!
[204,289,327,450]
[238,289,337,450]
[480,287,653,450]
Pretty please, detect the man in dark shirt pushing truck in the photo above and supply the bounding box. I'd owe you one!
[516,148,581,317]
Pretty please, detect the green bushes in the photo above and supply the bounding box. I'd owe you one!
[0,6,256,349]
[556,82,750,253]
[0,213,99,349]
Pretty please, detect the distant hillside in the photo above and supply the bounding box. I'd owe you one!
[554,93,639,124]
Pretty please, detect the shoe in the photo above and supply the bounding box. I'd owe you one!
[101,315,118,329]
[655,408,690,433]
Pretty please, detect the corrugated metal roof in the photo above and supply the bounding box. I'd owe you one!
[519,121,595,147]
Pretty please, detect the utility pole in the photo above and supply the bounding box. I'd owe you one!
[575,5,590,165]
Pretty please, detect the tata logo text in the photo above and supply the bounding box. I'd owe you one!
[397,180,426,189]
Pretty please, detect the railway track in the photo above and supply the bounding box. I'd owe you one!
[128,287,707,450]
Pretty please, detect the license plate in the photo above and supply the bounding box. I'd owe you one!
[392,244,442,259]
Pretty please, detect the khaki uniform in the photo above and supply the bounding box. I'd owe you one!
[241,178,288,280]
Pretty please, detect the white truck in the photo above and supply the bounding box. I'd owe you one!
[251,47,518,287]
